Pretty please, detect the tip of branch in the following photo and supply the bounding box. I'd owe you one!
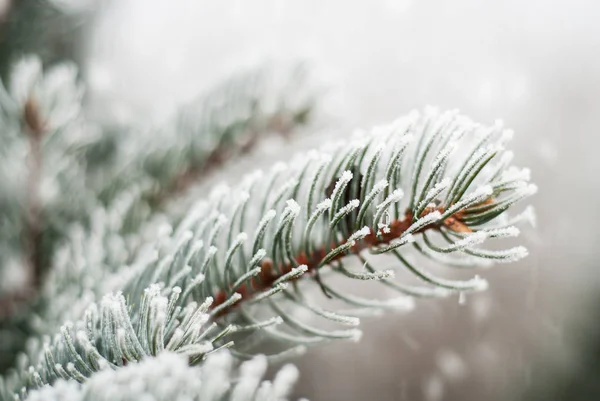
[285,199,301,216]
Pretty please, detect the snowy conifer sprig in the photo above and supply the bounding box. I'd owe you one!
[141,108,536,351]
[23,350,303,401]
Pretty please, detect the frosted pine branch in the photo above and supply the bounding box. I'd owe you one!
[149,108,535,320]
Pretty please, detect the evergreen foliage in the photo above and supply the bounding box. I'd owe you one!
[24,351,303,401]
[0,8,536,400]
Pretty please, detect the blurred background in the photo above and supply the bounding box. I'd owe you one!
[1,0,599,400]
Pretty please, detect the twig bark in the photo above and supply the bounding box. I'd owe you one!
[211,203,480,314]
[0,97,45,318]
[25,97,45,287]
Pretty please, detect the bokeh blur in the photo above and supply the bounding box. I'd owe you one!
[2,1,599,400]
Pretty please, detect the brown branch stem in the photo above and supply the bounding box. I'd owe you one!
[211,205,475,316]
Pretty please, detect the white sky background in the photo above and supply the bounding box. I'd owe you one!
[85,0,598,126]
[83,1,600,400]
